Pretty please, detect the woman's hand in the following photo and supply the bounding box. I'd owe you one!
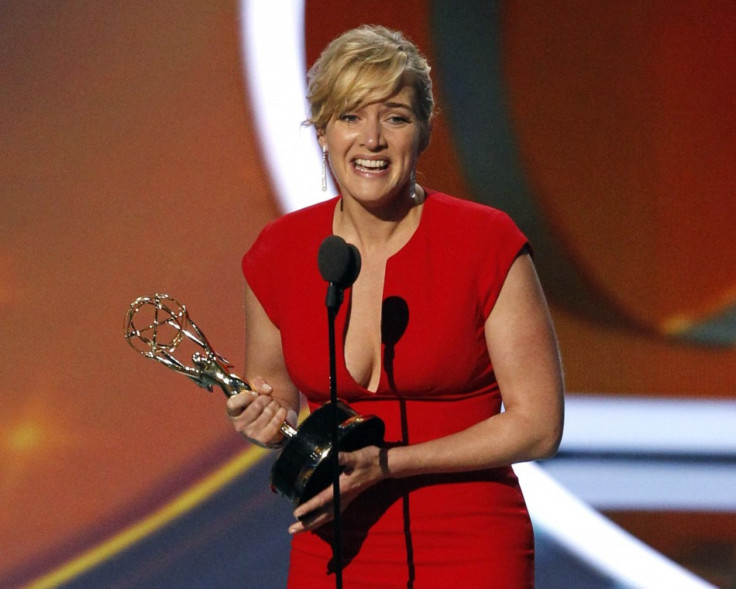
[288,445,390,534]
[226,377,295,449]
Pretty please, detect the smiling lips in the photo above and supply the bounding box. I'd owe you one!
[354,158,389,173]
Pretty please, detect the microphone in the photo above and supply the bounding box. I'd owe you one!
[318,235,361,310]
[317,234,362,588]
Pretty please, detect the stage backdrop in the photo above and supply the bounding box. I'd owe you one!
[1,1,734,587]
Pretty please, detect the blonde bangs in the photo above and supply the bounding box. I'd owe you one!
[306,25,433,134]
[331,57,407,117]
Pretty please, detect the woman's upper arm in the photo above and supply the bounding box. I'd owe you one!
[243,281,300,412]
[484,252,564,454]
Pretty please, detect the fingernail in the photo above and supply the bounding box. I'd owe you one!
[262,383,273,393]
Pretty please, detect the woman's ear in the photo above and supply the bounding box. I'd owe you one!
[317,129,326,149]
[418,121,432,154]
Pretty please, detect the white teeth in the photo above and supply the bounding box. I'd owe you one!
[354,158,388,170]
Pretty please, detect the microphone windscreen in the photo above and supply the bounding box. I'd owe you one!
[318,235,361,287]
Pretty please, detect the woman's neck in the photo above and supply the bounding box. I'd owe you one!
[334,185,425,255]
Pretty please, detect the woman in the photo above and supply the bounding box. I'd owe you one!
[227,25,564,588]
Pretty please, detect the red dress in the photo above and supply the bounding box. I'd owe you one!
[243,191,534,588]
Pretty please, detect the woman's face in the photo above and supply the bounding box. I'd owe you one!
[319,85,425,210]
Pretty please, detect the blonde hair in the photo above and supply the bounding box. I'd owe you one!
[306,25,434,146]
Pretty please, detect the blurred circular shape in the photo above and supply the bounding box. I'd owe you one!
[501,1,736,344]
[0,2,278,581]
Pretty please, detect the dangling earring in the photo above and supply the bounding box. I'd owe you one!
[321,144,328,192]
[409,169,417,200]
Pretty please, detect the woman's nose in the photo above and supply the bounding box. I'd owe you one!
[362,120,385,149]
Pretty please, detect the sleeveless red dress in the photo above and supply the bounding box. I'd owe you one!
[243,191,534,588]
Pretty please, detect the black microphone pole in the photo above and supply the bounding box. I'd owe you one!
[326,287,343,589]
[318,236,361,589]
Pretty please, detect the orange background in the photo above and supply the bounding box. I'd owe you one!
[1,1,734,586]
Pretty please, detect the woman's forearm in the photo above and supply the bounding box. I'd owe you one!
[384,406,563,478]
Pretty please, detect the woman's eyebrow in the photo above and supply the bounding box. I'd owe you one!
[382,101,413,110]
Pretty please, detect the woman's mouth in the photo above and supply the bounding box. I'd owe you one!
[354,158,389,173]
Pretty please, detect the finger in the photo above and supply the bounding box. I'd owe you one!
[259,406,287,439]
[225,405,241,418]
[250,376,273,394]
[290,497,335,534]
[337,451,355,474]
[289,508,331,534]
[241,401,287,445]
[254,398,283,425]
[241,399,276,432]
[229,395,270,433]
[293,487,333,521]
[288,520,305,535]
[241,394,275,420]
[225,390,258,417]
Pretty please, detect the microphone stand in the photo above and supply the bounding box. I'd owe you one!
[325,283,344,589]
[319,235,360,589]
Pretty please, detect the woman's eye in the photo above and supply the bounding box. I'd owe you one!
[340,114,358,122]
[387,115,410,124]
